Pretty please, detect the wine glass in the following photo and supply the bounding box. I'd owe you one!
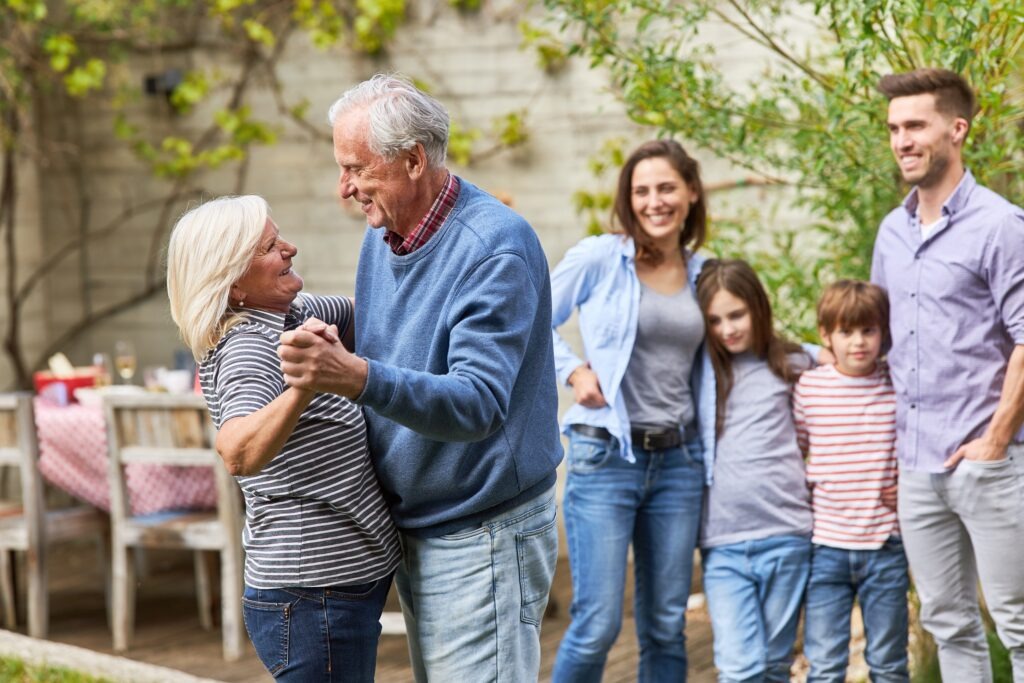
[114,340,137,384]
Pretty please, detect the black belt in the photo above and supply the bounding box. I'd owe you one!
[570,424,690,450]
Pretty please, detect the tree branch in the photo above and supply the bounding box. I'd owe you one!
[714,0,833,92]
[31,282,166,374]
[15,191,204,307]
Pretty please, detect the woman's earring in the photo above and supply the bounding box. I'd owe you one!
[238,298,245,307]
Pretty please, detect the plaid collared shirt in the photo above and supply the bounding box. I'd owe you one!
[383,173,460,255]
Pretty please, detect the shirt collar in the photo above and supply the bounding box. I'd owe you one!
[230,297,305,333]
[901,169,976,220]
[383,172,460,255]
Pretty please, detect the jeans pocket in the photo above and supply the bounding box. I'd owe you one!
[567,433,613,473]
[516,514,558,626]
[242,594,291,676]
[326,578,383,601]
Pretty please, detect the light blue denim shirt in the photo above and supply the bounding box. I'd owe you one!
[551,233,717,484]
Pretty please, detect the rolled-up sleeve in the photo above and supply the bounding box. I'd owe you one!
[985,212,1024,344]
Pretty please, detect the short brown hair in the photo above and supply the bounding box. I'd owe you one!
[613,139,707,265]
[877,68,977,127]
[817,280,891,353]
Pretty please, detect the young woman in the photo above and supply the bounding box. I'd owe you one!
[550,140,715,682]
[695,259,814,683]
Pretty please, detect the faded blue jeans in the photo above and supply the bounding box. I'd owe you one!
[702,534,811,682]
[553,430,704,683]
[804,537,909,683]
[241,573,393,681]
[395,487,558,683]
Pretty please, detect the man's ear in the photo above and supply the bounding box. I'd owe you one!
[404,143,428,180]
[951,117,969,145]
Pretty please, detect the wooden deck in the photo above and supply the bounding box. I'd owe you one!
[29,539,719,682]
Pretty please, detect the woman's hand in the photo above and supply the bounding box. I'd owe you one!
[568,365,607,408]
[300,317,340,343]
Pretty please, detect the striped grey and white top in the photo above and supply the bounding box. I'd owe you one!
[199,294,400,589]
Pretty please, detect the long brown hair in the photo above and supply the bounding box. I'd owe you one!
[612,139,707,265]
[696,259,803,436]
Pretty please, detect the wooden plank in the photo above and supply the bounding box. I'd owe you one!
[119,447,218,466]
[0,448,20,466]
[0,414,16,450]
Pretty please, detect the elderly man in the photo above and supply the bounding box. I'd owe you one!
[871,68,1024,680]
[278,74,562,682]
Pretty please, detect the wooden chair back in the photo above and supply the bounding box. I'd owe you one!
[102,392,244,661]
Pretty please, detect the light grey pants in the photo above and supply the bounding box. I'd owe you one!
[898,444,1024,682]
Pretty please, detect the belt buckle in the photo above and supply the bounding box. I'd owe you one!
[642,432,655,450]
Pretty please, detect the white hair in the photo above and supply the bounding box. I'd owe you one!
[166,195,269,360]
[327,73,450,167]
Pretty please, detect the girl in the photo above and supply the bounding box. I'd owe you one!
[551,140,715,682]
[695,259,814,683]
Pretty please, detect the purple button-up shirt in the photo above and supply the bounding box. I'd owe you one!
[871,170,1024,472]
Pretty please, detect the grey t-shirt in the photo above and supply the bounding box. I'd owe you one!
[701,351,814,548]
[620,283,705,429]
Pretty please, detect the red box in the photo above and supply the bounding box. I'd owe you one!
[33,369,100,405]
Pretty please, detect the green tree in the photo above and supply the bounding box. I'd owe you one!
[0,0,531,389]
[544,0,1024,338]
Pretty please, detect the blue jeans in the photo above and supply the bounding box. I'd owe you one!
[241,574,393,681]
[553,431,704,683]
[395,487,558,683]
[702,534,811,683]
[804,538,910,683]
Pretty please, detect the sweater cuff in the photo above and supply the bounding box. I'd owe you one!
[355,358,395,410]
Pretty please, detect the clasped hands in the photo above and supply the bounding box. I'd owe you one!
[278,317,368,399]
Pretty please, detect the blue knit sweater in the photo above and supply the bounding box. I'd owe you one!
[354,178,563,536]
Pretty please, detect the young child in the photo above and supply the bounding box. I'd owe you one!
[696,259,814,683]
[794,280,908,682]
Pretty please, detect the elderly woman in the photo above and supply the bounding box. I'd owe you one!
[166,195,400,682]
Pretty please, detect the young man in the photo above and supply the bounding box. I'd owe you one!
[871,68,1024,681]
[278,75,562,682]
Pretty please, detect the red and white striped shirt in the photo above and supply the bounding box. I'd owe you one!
[793,363,898,550]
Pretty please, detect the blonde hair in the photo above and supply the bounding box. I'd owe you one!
[167,195,269,360]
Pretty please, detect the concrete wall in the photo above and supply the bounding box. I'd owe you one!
[1,2,786,394]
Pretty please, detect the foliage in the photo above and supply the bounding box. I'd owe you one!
[572,136,624,236]
[0,656,112,683]
[518,20,569,74]
[545,0,1024,339]
[0,0,536,389]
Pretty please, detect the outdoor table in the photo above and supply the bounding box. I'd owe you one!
[34,397,216,515]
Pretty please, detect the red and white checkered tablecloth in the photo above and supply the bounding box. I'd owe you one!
[34,398,216,515]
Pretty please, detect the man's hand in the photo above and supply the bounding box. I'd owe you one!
[568,365,607,409]
[944,436,1008,469]
[279,317,367,399]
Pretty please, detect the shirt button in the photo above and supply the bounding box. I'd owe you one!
[910,330,915,335]
[910,293,916,298]
[910,404,917,409]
